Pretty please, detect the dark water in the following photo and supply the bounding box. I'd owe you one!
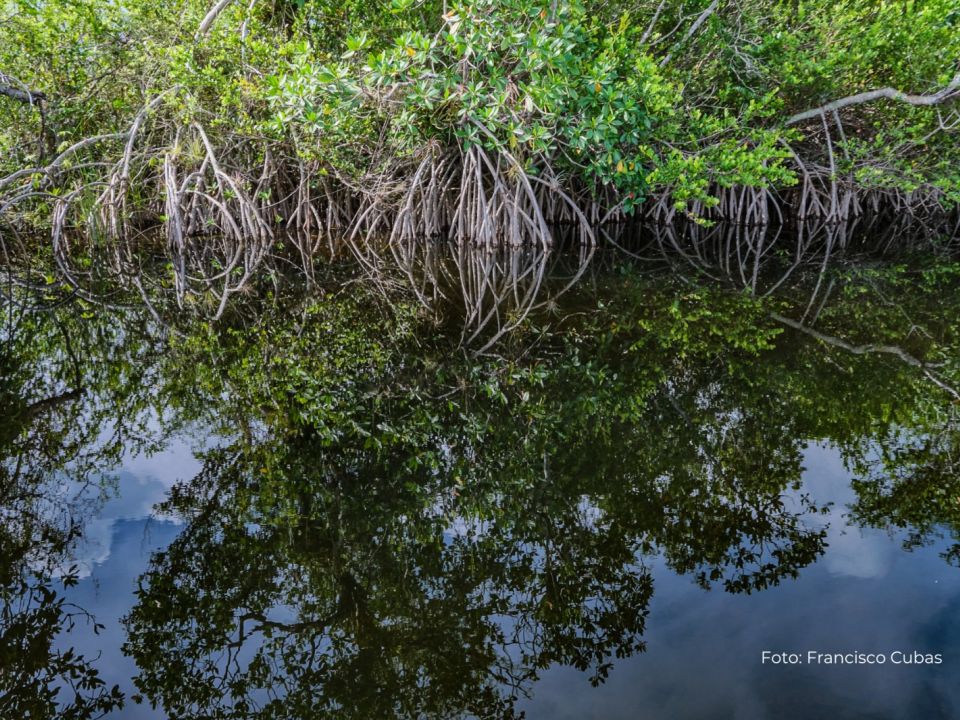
[3,222,960,719]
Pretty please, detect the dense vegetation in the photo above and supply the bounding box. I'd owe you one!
[1,0,959,248]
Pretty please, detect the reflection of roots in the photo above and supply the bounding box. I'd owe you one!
[353,234,596,353]
[641,178,957,228]
[3,91,959,318]
[612,213,959,297]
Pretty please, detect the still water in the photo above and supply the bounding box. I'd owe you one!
[3,220,960,718]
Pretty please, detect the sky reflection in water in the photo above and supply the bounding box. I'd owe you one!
[5,225,960,719]
[58,441,960,720]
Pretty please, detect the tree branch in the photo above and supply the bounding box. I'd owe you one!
[0,71,45,105]
[0,83,45,104]
[0,71,52,160]
[195,0,237,39]
[659,0,721,68]
[772,311,960,401]
[771,312,942,368]
[785,70,960,126]
[25,389,83,420]
[640,0,668,46]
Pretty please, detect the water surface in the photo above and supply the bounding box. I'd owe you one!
[3,222,960,719]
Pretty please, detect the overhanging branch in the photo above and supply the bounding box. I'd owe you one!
[785,70,960,126]
[0,83,45,104]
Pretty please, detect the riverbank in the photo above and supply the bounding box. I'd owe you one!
[2,0,959,246]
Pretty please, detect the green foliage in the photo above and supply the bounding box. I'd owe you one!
[3,0,958,223]
[0,287,172,720]
[268,0,796,207]
[112,252,960,717]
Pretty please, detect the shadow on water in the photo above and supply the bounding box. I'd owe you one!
[2,217,960,717]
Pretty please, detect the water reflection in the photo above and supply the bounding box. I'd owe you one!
[2,219,960,717]
[351,237,597,351]
[0,298,130,718]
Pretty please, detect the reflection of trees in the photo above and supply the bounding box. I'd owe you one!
[121,252,960,717]
[122,287,842,719]
[0,342,122,718]
[0,286,171,719]
[624,220,960,570]
[4,225,960,719]
[847,418,960,563]
[762,252,960,562]
[125,441,654,719]
[123,431,824,718]
[0,524,124,720]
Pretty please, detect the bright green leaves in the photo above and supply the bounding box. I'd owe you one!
[343,32,372,58]
[4,0,960,226]
[260,0,813,214]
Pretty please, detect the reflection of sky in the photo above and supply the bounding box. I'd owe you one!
[524,560,960,720]
[799,442,898,580]
[51,432,202,718]
[59,520,181,720]
[54,441,960,719]
[521,442,960,720]
[65,435,201,577]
